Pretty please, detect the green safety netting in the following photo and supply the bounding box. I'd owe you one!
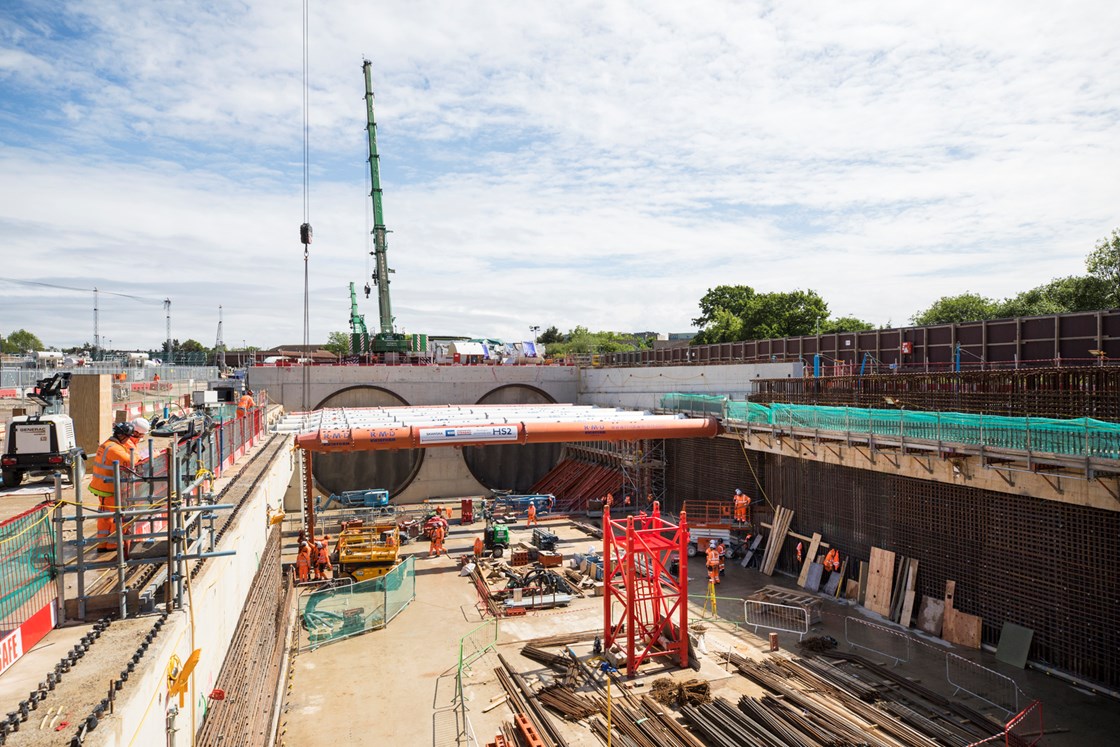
[0,505,56,625]
[300,555,416,648]
[662,393,1120,458]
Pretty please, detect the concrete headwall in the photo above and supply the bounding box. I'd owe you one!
[248,365,580,411]
[93,438,293,746]
[578,362,802,410]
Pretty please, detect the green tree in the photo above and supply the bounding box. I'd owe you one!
[536,325,565,345]
[2,329,45,354]
[1086,228,1120,306]
[910,293,1000,325]
[324,331,351,356]
[818,316,875,334]
[693,286,830,342]
[178,339,208,353]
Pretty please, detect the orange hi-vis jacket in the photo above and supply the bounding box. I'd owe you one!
[236,394,255,416]
[705,546,720,568]
[89,439,133,498]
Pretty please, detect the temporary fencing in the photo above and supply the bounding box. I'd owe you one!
[965,700,1043,747]
[300,555,416,649]
[743,599,809,641]
[947,650,1025,716]
[844,617,912,666]
[0,504,56,630]
[662,393,1120,458]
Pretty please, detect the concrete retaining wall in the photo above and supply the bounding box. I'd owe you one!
[578,362,802,410]
[91,438,292,746]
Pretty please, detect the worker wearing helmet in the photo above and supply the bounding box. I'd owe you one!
[526,501,537,527]
[236,389,256,418]
[127,417,151,450]
[88,422,137,550]
[733,488,750,524]
[705,539,721,585]
[296,541,311,583]
[717,539,727,577]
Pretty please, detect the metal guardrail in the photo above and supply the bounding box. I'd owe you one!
[743,599,809,641]
[947,651,1024,716]
[844,617,912,666]
[1,365,217,389]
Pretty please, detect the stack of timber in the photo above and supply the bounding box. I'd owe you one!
[759,505,794,575]
[704,651,1007,747]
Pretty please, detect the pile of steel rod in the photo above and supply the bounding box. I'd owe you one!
[537,684,602,720]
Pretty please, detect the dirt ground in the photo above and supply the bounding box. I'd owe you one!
[278,511,1120,747]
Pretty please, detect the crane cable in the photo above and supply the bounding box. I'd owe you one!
[300,0,311,411]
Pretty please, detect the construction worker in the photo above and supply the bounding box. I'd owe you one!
[547,495,555,513]
[127,416,151,453]
[705,539,721,585]
[796,541,804,565]
[88,422,136,550]
[429,523,446,557]
[823,547,841,573]
[473,535,484,558]
[623,493,631,508]
[527,501,537,527]
[733,488,750,523]
[296,541,311,582]
[236,389,256,418]
[717,539,727,577]
[314,538,332,579]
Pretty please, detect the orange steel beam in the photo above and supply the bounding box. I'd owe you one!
[293,416,720,453]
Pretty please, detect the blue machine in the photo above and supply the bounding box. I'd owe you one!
[491,493,553,515]
[315,488,391,513]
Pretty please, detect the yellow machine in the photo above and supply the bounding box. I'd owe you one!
[334,519,401,582]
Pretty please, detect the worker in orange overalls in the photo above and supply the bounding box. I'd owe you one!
[705,539,721,585]
[296,541,311,582]
[314,538,332,579]
[88,422,137,550]
[429,523,446,557]
[236,389,256,418]
[733,488,750,523]
[604,493,613,510]
[527,501,537,527]
[473,535,484,558]
[823,548,841,573]
[717,539,727,578]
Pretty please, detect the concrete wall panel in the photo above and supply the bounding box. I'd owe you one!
[579,362,802,410]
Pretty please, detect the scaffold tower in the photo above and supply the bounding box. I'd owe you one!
[603,502,689,676]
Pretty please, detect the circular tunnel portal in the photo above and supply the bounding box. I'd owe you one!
[462,385,563,493]
[312,386,423,497]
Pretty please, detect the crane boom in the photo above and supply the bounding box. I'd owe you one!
[364,59,395,338]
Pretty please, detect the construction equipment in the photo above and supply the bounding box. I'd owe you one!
[348,282,371,355]
[361,59,409,355]
[1,373,83,486]
[682,499,749,558]
[483,522,511,558]
[333,518,402,582]
[316,487,390,513]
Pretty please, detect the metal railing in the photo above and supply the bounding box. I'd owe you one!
[965,699,1043,746]
[300,555,417,650]
[947,651,1025,716]
[1,365,217,389]
[844,617,912,666]
[743,599,809,641]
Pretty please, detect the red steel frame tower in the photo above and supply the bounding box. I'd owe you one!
[603,502,689,675]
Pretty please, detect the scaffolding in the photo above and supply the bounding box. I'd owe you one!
[563,438,667,506]
[603,502,689,676]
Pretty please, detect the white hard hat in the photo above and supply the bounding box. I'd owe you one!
[709,539,717,548]
[735,488,742,495]
[132,417,151,435]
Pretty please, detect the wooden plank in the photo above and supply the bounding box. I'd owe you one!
[889,557,909,621]
[796,532,822,587]
[899,590,917,628]
[833,558,848,598]
[761,506,794,576]
[916,595,945,636]
[944,579,957,610]
[943,609,982,649]
[857,561,868,605]
[845,579,860,601]
[760,524,830,549]
[864,546,896,618]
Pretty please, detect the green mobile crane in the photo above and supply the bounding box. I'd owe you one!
[349,281,369,355]
[362,59,409,354]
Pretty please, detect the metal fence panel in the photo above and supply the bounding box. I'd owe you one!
[0,504,56,628]
[300,555,416,649]
[946,651,1023,716]
[743,599,809,640]
[844,617,912,665]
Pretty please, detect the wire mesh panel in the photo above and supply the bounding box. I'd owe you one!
[300,555,416,649]
[0,504,55,629]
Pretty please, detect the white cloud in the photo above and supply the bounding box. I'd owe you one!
[0,0,1118,349]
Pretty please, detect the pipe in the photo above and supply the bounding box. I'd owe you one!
[295,416,721,453]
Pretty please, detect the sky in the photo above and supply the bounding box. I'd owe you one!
[1,1,1118,352]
